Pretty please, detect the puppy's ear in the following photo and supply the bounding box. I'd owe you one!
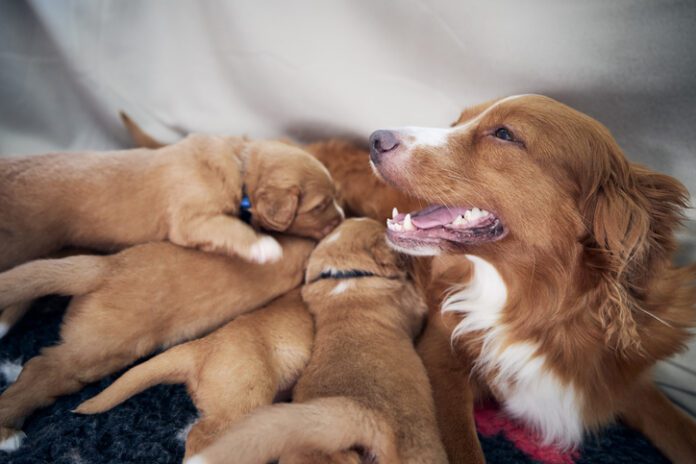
[253,186,300,231]
[580,144,688,354]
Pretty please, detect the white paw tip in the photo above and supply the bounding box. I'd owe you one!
[249,236,283,263]
[0,323,9,339]
[0,359,23,384]
[185,455,208,464]
[0,430,26,452]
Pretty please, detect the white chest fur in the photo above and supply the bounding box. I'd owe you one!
[441,255,584,448]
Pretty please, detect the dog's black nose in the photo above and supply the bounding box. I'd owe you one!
[369,130,399,164]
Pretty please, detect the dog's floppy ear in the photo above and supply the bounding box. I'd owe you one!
[580,142,688,353]
[253,186,300,231]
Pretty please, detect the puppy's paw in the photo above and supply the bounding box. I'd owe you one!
[0,427,26,452]
[247,236,283,264]
[184,455,207,464]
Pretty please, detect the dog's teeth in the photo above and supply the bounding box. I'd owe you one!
[403,214,415,231]
[388,220,403,232]
[392,207,398,219]
[464,210,473,221]
[452,215,465,226]
[480,209,489,217]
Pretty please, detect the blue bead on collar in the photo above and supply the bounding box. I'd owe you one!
[240,186,252,224]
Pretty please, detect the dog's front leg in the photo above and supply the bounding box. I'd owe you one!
[620,379,696,464]
[416,311,485,464]
[170,214,283,264]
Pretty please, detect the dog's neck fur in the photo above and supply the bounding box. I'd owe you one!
[442,242,693,448]
[442,252,587,448]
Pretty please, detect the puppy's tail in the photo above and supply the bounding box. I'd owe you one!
[0,255,109,308]
[119,111,165,149]
[75,343,194,414]
[186,397,401,464]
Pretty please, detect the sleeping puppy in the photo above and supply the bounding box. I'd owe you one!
[187,218,447,464]
[0,133,342,272]
[0,235,314,451]
[121,111,416,222]
[368,95,696,463]
[75,288,313,458]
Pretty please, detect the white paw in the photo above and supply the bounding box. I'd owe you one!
[185,455,208,464]
[0,323,8,340]
[0,359,23,384]
[248,236,283,264]
[0,430,26,452]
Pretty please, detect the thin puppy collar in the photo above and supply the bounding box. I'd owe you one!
[239,185,252,224]
[318,269,376,280]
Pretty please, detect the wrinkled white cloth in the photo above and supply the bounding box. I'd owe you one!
[0,0,694,416]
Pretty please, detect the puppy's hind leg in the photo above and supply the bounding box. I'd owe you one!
[75,343,195,415]
[0,301,32,339]
[0,302,146,446]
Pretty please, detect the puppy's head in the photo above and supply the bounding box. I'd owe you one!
[370,95,692,353]
[246,141,344,240]
[301,218,419,306]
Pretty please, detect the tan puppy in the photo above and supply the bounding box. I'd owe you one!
[75,288,313,458]
[187,218,447,464]
[120,111,415,223]
[0,235,314,451]
[0,133,342,272]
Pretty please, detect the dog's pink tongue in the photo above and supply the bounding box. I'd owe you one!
[411,206,467,228]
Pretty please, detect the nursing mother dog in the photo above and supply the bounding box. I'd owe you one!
[367,95,696,463]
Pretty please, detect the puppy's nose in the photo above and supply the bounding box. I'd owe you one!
[369,130,399,164]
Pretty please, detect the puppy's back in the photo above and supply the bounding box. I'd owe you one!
[296,291,446,463]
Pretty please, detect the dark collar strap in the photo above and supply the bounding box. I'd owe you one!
[240,185,252,224]
[317,269,376,280]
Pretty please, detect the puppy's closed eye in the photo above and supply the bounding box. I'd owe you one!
[310,198,330,213]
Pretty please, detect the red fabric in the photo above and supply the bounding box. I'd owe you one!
[475,403,580,464]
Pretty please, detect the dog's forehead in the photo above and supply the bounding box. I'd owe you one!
[453,94,551,128]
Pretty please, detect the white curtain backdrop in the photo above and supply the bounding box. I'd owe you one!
[1,0,695,416]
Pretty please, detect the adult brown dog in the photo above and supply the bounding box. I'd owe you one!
[365,94,696,463]
[0,235,314,451]
[0,134,342,271]
[187,218,447,464]
[75,288,313,458]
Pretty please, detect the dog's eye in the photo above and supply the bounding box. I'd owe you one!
[494,127,514,142]
[312,199,329,212]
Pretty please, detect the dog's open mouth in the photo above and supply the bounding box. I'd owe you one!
[386,205,506,250]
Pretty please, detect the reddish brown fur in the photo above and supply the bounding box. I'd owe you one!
[0,235,314,443]
[121,105,696,461]
[190,219,447,464]
[120,112,418,223]
[75,288,314,458]
[322,96,695,462]
[0,134,340,271]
